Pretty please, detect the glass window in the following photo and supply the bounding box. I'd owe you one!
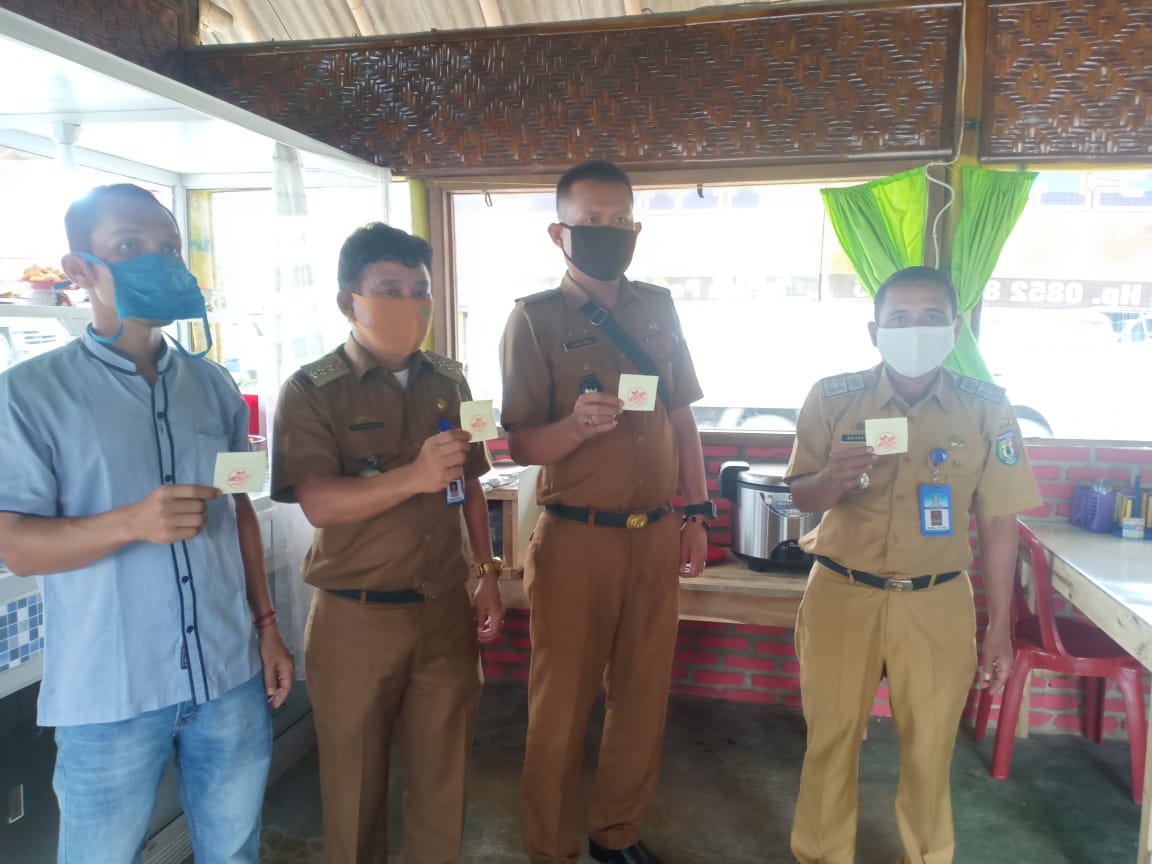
[979,170,1152,440]
[0,147,174,367]
[453,182,877,430]
[207,181,408,392]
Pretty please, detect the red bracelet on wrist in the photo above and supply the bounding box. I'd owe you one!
[253,609,278,629]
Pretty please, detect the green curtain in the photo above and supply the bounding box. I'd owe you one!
[946,166,1038,380]
[821,165,1037,383]
[820,166,927,297]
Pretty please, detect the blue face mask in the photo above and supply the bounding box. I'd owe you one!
[77,252,212,358]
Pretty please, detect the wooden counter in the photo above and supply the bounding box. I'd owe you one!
[471,557,808,629]
[479,465,808,627]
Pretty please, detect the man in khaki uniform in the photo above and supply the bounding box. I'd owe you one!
[500,160,711,864]
[786,266,1041,864]
[272,223,505,864]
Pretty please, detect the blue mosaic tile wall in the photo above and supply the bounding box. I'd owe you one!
[0,593,44,674]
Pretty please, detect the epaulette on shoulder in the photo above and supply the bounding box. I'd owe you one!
[820,370,871,399]
[515,288,562,305]
[426,351,468,384]
[953,374,1006,403]
[631,280,672,296]
[300,353,350,388]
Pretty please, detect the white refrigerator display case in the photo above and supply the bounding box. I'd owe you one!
[0,9,385,863]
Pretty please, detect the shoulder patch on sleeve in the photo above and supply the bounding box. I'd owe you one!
[300,353,350,387]
[954,374,1006,403]
[821,372,869,399]
[426,352,468,385]
[515,288,562,305]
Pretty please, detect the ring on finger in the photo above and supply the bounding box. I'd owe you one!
[857,472,870,489]
[583,415,595,426]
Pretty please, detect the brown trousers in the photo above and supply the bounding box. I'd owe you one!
[791,563,978,864]
[306,586,481,864]
[520,512,681,864]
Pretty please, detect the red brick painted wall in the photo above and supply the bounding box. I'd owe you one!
[482,437,1152,738]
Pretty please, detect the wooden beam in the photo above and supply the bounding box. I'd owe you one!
[478,0,504,27]
[345,0,375,36]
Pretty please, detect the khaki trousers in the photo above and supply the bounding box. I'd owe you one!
[520,512,681,864]
[306,586,481,864]
[791,563,978,864]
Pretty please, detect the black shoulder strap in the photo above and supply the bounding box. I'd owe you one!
[578,300,671,410]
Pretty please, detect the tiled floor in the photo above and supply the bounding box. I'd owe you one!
[257,681,1141,863]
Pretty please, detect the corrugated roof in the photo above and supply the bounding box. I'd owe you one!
[200,0,796,44]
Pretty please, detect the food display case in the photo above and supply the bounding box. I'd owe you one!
[0,9,393,862]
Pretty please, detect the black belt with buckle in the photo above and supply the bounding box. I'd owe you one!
[545,503,671,529]
[816,556,961,592]
[326,588,424,604]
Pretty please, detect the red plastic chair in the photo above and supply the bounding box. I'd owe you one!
[974,521,1148,804]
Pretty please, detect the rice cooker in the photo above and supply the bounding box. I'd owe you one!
[718,461,823,571]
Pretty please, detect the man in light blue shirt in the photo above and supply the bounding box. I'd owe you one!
[0,184,294,864]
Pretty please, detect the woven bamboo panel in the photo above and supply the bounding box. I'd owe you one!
[0,0,188,77]
[983,0,1152,161]
[186,4,960,175]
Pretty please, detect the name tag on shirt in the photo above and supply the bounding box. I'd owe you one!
[618,373,659,412]
[459,400,498,442]
[919,484,953,537]
[213,451,267,494]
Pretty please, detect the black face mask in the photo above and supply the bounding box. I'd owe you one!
[560,224,637,282]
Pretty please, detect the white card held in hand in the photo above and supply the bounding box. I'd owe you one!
[459,400,498,442]
[864,417,909,455]
[213,451,268,494]
[618,374,659,412]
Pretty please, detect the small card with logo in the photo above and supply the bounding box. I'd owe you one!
[459,400,498,442]
[618,374,659,412]
[864,417,909,455]
[213,451,267,494]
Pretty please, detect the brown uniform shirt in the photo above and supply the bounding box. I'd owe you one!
[786,364,1041,577]
[272,336,491,597]
[500,274,703,512]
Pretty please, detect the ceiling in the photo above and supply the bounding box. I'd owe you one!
[199,0,809,43]
[0,14,379,180]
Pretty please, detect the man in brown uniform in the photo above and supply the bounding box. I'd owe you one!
[500,160,711,864]
[786,266,1041,864]
[272,223,505,864]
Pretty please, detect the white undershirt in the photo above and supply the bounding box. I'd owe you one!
[391,367,410,388]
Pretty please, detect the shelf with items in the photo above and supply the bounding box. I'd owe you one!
[0,300,91,369]
[480,463,542,576]
[0,302,92,321]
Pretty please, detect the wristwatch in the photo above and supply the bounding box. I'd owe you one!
[473,557,504,577]
[682,501,717,519]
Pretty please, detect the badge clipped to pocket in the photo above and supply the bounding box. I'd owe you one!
[918,484,953,537]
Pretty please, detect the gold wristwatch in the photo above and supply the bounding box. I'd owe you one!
[473,557,504,577]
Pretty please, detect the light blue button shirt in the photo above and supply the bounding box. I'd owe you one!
[0,328,261,726]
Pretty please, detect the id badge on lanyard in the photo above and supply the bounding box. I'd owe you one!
[919,484,953,537]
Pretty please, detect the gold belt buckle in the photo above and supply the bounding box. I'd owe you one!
[625,512,649,529]
[885,578,914,592]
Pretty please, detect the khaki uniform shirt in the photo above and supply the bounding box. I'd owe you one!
[271,336,491,597]
[786,364,1041,577]
[500,274,703,512]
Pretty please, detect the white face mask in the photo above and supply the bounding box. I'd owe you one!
[875,325,956,378]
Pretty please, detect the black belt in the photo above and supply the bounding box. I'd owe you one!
[816,556,961,592]
[326,588,424,605]
[545,503,671,529]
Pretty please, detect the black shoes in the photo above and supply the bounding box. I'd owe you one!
[589,839,664,864]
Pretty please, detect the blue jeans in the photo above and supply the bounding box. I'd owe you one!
[53,672,272,864]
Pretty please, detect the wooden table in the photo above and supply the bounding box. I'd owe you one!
[1023,520,1152,864]
[472,556,808,628]
[477,466,809,626]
